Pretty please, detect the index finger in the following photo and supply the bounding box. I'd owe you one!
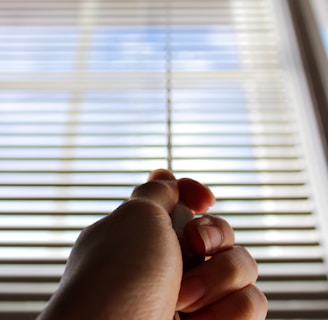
[130,169,215,215]
[147,169,216,214]
[130,178,179,214]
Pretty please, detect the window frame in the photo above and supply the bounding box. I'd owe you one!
[1,1,328,319]
[287,0,328,160]
[273,0,328,271]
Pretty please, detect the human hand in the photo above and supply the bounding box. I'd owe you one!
[176,213,267,319]
[155,170,268,319]
[37,169,267,320]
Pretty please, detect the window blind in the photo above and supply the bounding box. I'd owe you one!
[0,0,328,319]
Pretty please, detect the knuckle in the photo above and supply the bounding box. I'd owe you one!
[237,246,259,278]
[219,218,235,245]
[123,198,164,217]
[132,180,172,197]
[131,180,178,212]
[204,285,268,320]
[239,288,258,316]
[74,216,105,245]
[224,255,240,286]
[222,246,259,287]
[235,285,268,319]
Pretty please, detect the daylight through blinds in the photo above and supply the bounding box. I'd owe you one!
[0,0,328,319]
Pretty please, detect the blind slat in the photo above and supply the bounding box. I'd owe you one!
[0,0,327,319]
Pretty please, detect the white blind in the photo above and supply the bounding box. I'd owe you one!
[0,0,328,319]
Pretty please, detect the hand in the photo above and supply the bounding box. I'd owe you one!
[177,214,267,319]
[37,169,267,320]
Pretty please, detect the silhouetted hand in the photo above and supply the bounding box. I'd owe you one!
[37,169,267,320]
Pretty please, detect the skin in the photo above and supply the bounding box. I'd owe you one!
[37,169,268,320]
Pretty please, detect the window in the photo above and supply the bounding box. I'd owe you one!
[0,0,328,319]
[311,0,328,56]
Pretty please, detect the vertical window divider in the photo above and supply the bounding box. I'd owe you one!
[1,1,328,318]
[165,1,173,171]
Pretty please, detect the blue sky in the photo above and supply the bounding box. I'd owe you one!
[0,25,240,72]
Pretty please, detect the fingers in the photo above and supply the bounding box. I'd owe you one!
[148,169,215,213]
[130,169,178,213]
[187,285,268,320]
[132,170,267,319]
[170,203,204,271]
[60,170,185,320]
[176,246,259,313]
[171,203,194,238]
[130,169,215,215]
[178,178,215,213]
[130,179,179,213]
[184,214,235,256]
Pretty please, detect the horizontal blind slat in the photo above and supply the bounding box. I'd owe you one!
[0,0,327,319]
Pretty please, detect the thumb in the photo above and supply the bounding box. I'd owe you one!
[39,180,183,320]
[88,198,183,320]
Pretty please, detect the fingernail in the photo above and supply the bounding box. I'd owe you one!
[176,277,206,311]
[197,222,222,254]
